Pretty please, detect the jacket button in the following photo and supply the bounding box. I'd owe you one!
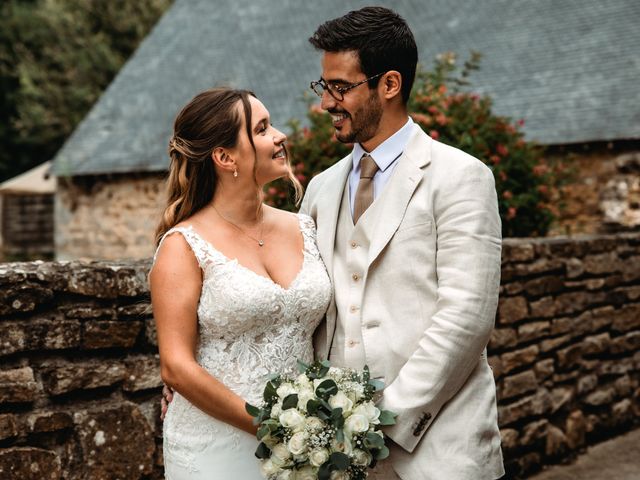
[351,242,358,249]
[352,273,360,281]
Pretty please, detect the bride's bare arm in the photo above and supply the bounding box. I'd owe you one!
[150,233,256,435]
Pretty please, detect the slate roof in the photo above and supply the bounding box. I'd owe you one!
[52,0,640,176]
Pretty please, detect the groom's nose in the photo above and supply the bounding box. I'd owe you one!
[320,90,337,111]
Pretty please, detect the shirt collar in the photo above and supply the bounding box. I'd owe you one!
[352,117,414,172]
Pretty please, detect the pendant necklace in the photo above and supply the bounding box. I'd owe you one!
[212,204,265,247]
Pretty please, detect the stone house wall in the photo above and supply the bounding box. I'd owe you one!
[55,173,166,261]
[1,234,639,479]
[1,193,54,261]
[549,142,640,236]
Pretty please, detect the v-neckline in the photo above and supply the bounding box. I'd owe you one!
[184,215,307,291]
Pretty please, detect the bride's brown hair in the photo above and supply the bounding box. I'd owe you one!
[155,87,302,245]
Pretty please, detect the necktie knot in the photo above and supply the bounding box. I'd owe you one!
[359,154,379,179]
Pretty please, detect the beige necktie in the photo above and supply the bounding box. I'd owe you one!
[353,154,379,223]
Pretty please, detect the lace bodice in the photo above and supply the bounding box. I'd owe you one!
[156,213,331,470]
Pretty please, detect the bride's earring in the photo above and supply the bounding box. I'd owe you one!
[233,166,238,178]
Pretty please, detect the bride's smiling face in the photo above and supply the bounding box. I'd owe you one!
[231,96,290,186]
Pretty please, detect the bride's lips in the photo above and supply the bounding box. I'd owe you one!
[272,148,286,161]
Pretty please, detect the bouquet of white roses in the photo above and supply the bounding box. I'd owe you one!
[246,360,397,480]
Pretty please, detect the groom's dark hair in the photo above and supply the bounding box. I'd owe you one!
[309,6,418,104]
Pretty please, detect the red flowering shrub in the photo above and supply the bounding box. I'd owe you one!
[267,52,567,237]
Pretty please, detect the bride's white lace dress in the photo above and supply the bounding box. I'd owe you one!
[155,214,332,479]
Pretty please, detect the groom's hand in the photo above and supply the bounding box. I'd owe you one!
[160,384,174,420]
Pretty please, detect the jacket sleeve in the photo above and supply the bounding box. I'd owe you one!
[379,158,502,452]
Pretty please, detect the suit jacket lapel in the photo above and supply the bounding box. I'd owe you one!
[367,126,432,266]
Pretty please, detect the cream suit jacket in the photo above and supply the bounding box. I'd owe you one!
[300,124,504,479]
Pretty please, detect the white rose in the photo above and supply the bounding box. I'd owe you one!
[328,391,353,413]
[308,447,330,467]
[272,443,292,461]
[279,409,305,431]
[271,402,283,419]
[260,459,280,476]
[277,383,297,399]
[287,431,308,456]
[305,416,325,432]
[296,465,317,480]
[276,470,293,480]
[344,414,369,434]
[330,471,349,480]
[330,436,353,455]
[352,448,373,467]
[352,402,380,425]
[297,390,316,412]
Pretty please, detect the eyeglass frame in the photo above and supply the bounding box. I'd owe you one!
[309,72,385,101]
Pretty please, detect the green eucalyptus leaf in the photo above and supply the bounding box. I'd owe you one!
[257,424,270,440]
[329,451,350,470]
[263,381,278,403]
[245,403,260,417]
[318,461,334,480]
[374,445,390,460]
[368,379,385,391]
[378,410,397,426]
[297,359,310,373]
[254,442,271,459]
[282,393,299,410]
[364,432,385,450]
[315,379,338,400]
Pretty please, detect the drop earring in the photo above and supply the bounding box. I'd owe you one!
[233,167,238,178]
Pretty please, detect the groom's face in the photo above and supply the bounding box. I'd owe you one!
[319,51,383,147]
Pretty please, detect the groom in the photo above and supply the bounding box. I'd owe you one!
[300,7,504,480]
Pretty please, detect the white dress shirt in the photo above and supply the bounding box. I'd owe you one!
[349,117,414,215]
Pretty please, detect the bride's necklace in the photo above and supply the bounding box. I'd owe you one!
[212,203,265,247]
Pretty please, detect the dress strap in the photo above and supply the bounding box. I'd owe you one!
[153,225,219,270]
[297,213,320,258]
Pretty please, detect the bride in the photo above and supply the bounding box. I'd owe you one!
[149,88,332,479]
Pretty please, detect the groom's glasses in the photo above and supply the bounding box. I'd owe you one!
[310,72,385,102]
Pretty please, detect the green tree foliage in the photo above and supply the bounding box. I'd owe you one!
[268,53,569,237]
[0,0,172,182]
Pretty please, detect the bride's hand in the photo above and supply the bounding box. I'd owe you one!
[160,384,174,420]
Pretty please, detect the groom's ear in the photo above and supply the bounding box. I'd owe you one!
[380,70,402,101]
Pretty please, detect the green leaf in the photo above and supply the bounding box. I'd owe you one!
[368,379,385,391]
[318,461,334,480]
[374,445,390,460]
[245,403,260,417]
[329,451,350,470]
[364,432,385,450]
[378,409,397,426]
[263,381,278,403]
[330,408,344,429]
[297,359,310,373]
[336,427,344,442]
[254,442,271,459]
[306,399,322,415]
[257,424,270,440]
[315,379,338,400]
[282,393,298,410]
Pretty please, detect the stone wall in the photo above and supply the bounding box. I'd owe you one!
[0,260,161,480]
[1,233,639,479]
[55,173,165,261]
[496,233,640,477]
[549,142,640,236]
